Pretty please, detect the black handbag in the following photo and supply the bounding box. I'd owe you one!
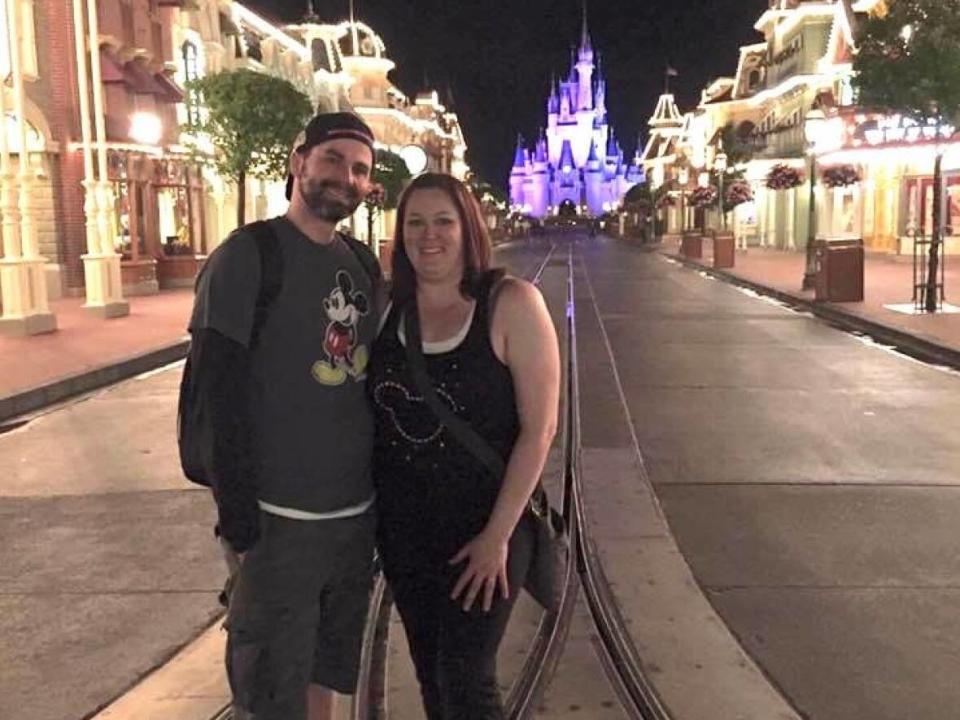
[401,303,568,612]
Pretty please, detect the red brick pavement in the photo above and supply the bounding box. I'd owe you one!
[4,241,959,405]
[666,238,960,354]
[0,291,193,398]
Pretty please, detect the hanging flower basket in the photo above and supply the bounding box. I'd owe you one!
[765,164,804,190]
[689,185,719,208]
[724,180,754,209]
[821,164,861,188]
[364,182,386,208]
[655,193,676,209]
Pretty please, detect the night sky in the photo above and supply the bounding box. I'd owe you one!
[246,0,768,190]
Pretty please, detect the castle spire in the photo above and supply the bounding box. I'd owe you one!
[580,0,590,51]
[512,135,527,169]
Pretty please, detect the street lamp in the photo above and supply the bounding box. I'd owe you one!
[400,144,427,175]
[715,144,728,230]
[129,112,162,146]
[802,107,826,290]
[678,165,689,233]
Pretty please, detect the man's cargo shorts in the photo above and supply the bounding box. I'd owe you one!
[225,509,375,720]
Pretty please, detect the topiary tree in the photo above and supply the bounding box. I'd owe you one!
[373,149,412,210]
[183,69,313,228]
[854,0,960,311]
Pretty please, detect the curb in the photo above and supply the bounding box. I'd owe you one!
[665,252,960,371]
[0,339,190,425]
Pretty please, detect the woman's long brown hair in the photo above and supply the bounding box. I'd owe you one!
[390,173,502,305]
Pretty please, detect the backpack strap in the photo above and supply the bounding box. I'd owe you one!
[340,232,389,316]
[340,233,381,285]
[246,220,283,350]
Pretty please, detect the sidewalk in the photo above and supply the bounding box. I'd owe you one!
[0,290,194,421]
[662,239,960,364]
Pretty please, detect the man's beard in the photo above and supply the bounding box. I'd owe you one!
[298,177,362,222]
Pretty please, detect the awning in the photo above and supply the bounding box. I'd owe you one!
[99,49,125,83]
[123,60,165,95]
[153,72,185,104]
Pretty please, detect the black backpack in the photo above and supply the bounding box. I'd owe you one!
[177,221,380,487]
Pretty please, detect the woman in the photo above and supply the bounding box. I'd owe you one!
[368,173,560,719]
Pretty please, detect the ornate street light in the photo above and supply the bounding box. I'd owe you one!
[678,165,689,233]
[715,144,728,229]
[802,107,826,290]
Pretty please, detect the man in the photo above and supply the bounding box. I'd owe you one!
[186,112,381,720]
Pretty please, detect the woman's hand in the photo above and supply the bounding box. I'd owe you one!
[449,530,510,612]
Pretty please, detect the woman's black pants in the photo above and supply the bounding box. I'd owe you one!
[386,516,535,720]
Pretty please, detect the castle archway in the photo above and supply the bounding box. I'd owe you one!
[558,199,578,217]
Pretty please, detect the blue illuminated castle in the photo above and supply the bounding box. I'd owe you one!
[509,11,643,218]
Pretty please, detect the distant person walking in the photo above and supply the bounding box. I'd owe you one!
[182,112,381,720]
[368,173,561,719]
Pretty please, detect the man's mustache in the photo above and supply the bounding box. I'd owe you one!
[317,181,360,201]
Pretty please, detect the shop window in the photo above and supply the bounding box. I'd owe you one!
[904,175,960,238]
[108,152,146,261]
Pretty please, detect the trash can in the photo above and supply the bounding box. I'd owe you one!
[712,231,736,269]
[814,239,864,302]
[681,232,703,259]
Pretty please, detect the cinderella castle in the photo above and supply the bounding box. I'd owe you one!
[509,9,643,219]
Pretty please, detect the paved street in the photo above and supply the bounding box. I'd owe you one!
[575,235,960,720]
[0,366,223,720]
[4,232,960,720]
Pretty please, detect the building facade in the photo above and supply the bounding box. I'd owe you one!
[644,0,960,258]
[0,0,467,335]
[510,13,641,219]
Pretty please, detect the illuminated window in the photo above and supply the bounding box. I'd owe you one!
[904,176,960,238]
[0,0,38,79]
[182,41,201,125]
[0,1,9,80]
[18,0,37,78]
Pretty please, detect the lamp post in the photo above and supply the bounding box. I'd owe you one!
[802,107,825,290]
[678,165,689,233]
[715,147,728,230]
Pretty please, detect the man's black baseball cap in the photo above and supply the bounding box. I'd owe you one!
[285,112,376,200]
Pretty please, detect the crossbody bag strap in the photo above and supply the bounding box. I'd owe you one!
[402,303,506,479]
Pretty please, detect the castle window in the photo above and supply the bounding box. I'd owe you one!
[748,69,761,89]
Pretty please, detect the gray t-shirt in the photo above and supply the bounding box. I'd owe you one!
[189,216,378,514]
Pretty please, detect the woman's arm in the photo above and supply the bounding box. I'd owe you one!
[450,279,561,611]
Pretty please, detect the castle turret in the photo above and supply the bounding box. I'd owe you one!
[584,138,604,215]
[530,134,550,217]
[509,136,529,209]
[605,129,619,160]
[594,77,606,116]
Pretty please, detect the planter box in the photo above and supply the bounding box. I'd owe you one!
[158,255,205,290]
[121,258,159,296]
[713,232,736,269]
[681,233,703,259]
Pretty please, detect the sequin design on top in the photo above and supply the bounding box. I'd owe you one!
[372,380,458,445]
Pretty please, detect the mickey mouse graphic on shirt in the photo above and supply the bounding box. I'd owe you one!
[311,269,370,386]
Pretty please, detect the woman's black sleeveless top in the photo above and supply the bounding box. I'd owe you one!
[368,278,519,567]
